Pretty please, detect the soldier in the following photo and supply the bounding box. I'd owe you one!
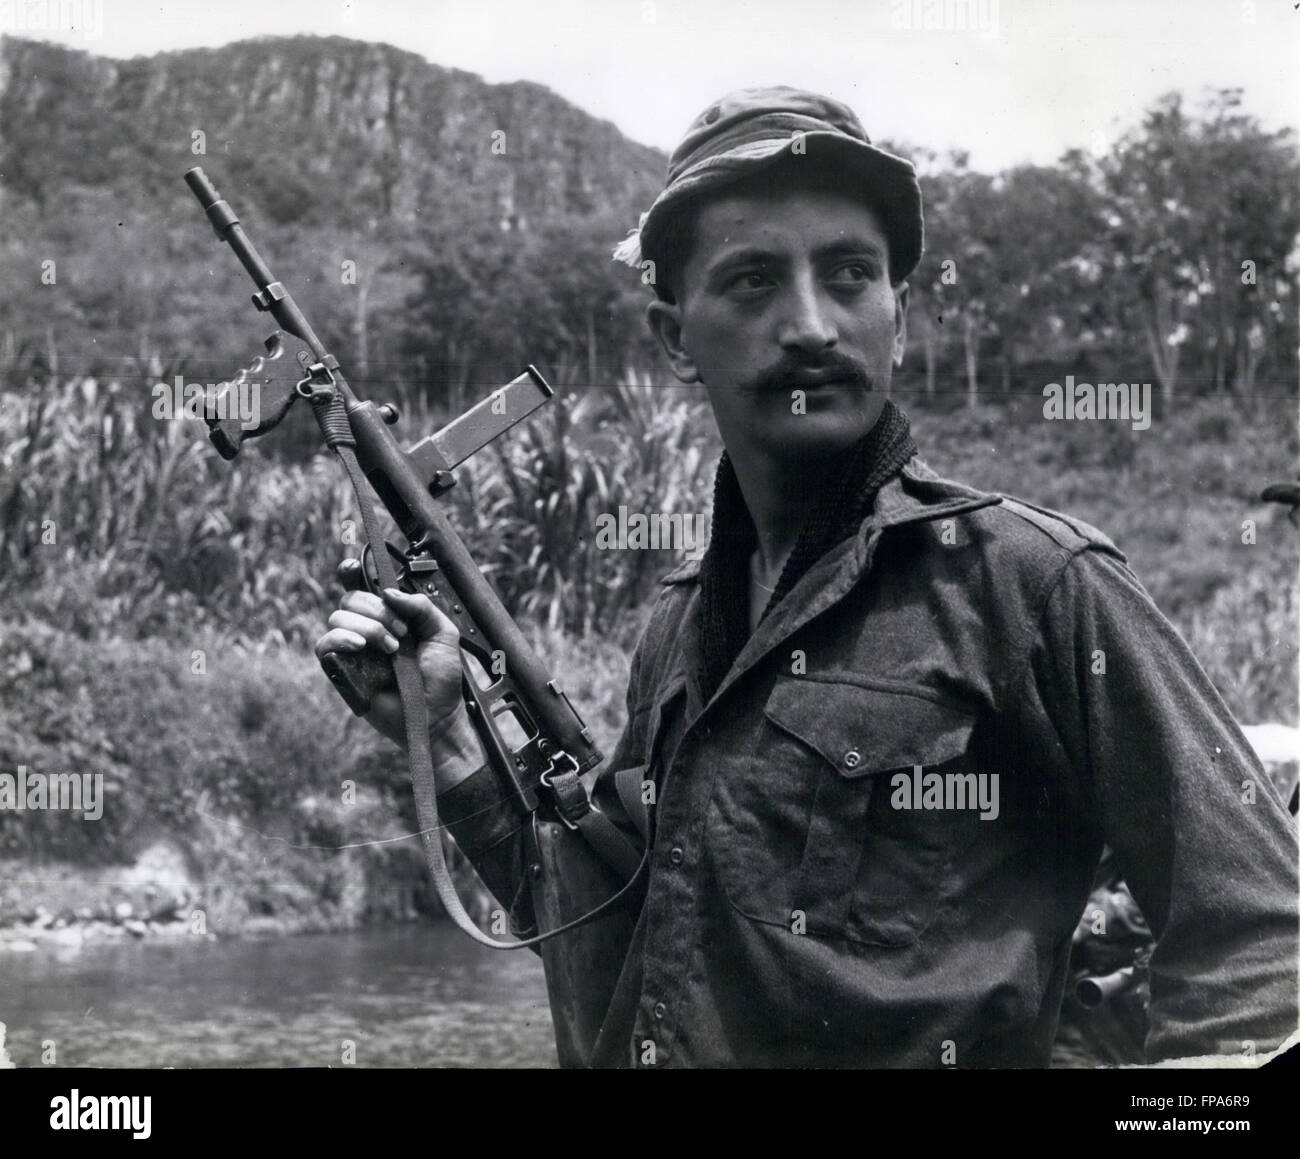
[316,88,1298,1068]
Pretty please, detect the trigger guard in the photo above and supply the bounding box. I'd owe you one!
[359,543,381,593]
[359,540,411,593]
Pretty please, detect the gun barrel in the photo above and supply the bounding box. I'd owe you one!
[1076,965,1137,1008]
[184,167,277,289]
[184,167,345,398]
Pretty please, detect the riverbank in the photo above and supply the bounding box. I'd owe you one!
[0,842,215,950]
[0,619,632,950]
[0,829,469,949]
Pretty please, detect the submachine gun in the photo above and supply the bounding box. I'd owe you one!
[183,169,645,966]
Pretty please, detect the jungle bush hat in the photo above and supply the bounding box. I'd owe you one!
[614,86,924,284]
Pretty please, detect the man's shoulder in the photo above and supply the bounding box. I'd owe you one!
[660,556,702,585]
[889,462,1140,637]
[653,459,1130,591]
[972,492,1128,564]
[901,458,1127,564]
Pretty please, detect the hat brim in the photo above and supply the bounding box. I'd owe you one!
[638,133,923,284]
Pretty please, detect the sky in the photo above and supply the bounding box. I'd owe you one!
[2,0,1297,170]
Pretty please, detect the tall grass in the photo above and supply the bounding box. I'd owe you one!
[0,365,716,648]
[457,378,717,637]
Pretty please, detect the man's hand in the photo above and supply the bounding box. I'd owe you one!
[315,560,482,788]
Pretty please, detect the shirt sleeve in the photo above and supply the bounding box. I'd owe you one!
[1022,545,1298,1063]
[437,757,537,936]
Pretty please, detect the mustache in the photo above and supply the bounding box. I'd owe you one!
[751,352,874,392]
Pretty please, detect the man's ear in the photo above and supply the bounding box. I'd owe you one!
[892,281,910,368]
[646,299,701,384]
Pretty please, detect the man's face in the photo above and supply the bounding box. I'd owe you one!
[647,181,908,465]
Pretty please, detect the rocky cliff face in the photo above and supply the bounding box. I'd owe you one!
[0,34,665,229]
[0,35,668,382]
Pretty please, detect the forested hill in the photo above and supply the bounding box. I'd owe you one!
[0,34,664,223]
[0,35,669,395]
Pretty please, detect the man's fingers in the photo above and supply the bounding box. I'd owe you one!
[314,627,368,659]
[381,588,459,644]
[339,590,409,639]
[334,584,454,647]
[326,609,401,653]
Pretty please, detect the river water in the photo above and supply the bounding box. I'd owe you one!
[0,926,557,1068]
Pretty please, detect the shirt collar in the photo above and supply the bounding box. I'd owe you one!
[660,457,1002,587]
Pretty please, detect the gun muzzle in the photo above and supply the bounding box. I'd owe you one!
[1076,965,1136,1009]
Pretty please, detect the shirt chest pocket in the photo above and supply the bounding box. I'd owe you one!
[708,677,979,947]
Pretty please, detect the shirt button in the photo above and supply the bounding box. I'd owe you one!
[843,749,862,769]
[669,847,684,865]
[654,1002,667,1019]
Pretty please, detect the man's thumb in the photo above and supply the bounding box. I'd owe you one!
[380,588,458,645]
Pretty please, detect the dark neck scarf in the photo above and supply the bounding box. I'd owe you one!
[697,399,917,703]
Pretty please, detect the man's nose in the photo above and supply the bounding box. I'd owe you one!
[777,271,837,353]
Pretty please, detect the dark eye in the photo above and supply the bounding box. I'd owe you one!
[725,270,772,293]
[830,262,873,285]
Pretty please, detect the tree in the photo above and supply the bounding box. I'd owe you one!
[1095,90,1300,404]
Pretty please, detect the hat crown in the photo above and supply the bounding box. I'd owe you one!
[615,86,923,285]
[670,86,872,178]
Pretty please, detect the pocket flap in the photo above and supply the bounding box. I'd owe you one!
[763,678,975,776]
